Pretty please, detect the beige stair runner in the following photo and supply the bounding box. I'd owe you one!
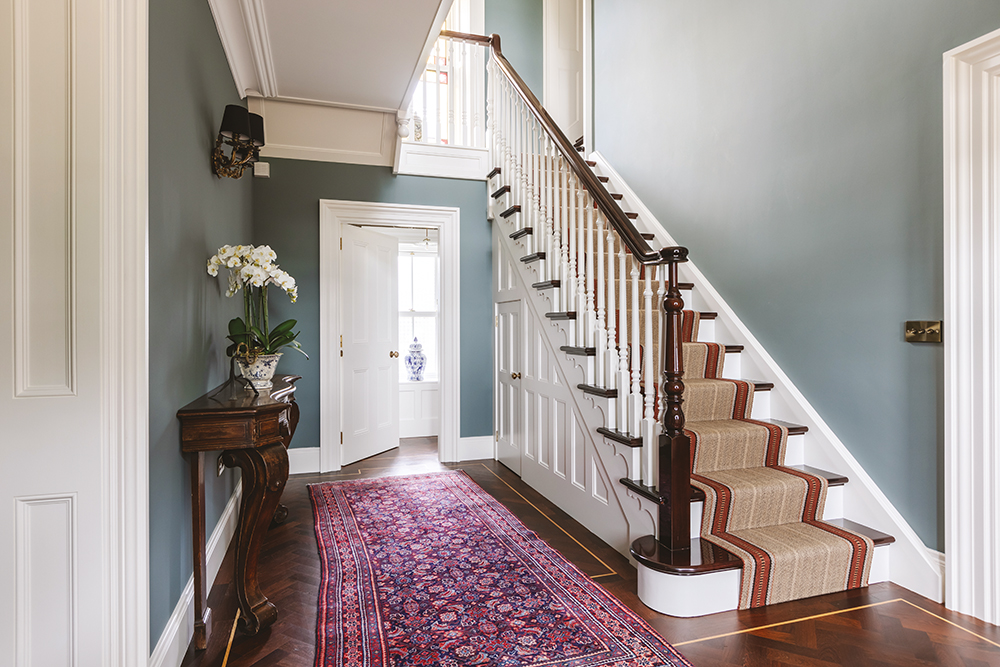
[679,311,873,608]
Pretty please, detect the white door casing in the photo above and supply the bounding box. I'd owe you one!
[319,200,461,472]
[943,27,1000,624]
[341,225,400,465]
[543,0,584,142]
[0,0,148,663]
[495,299,522,475]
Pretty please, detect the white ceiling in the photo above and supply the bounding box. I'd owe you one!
[208,0,453,112]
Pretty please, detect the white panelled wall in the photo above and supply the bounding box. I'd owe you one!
[1,0,149,663]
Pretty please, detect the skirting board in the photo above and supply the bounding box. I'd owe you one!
[148,480,243,667]
[289,446,321,475]
[460,435,494,461]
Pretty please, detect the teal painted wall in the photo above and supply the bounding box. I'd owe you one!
[593,0,1000,550]
[148,0,252,641]
[252,159,493,448]
[486,0,543,95]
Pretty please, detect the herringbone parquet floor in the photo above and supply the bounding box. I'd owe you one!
[179,438,1000,667]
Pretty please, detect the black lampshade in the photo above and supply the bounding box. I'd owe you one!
[219,104,251,141]
[248,112,265,147]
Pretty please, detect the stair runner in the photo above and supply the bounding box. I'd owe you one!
[679,310,873,608]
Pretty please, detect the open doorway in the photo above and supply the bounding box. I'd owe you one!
[319,200,461,473]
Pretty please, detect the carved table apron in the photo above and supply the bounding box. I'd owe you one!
[177,375,300,647]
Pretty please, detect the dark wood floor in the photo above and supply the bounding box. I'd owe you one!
[181,438,1000,667]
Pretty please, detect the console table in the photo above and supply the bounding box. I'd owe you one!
[178,375,300,648]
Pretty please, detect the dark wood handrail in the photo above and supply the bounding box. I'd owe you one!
[448,29,692,554]
[444,30,683,266]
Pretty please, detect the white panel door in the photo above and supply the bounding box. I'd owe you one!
[0,0,110,663]
[496,300,522,475]
[341,225,400,465]
[543,0,584,141]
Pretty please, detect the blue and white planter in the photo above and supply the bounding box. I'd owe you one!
[236,352,282,390]
[404,338,426,381]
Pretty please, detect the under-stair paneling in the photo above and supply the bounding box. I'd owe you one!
[494,222,634,555]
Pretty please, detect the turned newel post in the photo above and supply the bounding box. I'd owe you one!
[658,246,691,553]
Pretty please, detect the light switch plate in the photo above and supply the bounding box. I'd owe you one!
[905,320,942,343]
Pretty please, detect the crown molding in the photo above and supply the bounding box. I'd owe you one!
[207,0,276,98]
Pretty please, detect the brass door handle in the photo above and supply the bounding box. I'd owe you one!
[511,372,521,380]
[390,351,399,358]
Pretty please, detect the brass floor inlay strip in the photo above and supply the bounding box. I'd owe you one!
[899,598,1000,648]
[674,599,901,646]
[478,464,618,577]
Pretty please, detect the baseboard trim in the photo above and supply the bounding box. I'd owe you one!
[148,480,243,667]
[459,435,494,461]
[288,446,321,474]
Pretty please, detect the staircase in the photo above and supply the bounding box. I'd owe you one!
[452,30,936,617]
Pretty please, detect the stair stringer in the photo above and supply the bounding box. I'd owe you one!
[590,150,943,603]
[492,224,657,556]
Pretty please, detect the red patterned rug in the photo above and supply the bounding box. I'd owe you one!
[309,471,692,667]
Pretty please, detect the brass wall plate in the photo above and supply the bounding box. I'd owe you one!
[905,320,942,343]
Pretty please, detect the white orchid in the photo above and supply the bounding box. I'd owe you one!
[206,243,307,359]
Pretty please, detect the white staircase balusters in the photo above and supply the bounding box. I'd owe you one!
[618,241,629,432]
[630,257,642,437]
[585,192,596,356]
[605,223,617,430]
[643,267,656,486]
[595,212,607,390]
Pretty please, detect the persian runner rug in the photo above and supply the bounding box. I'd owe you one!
[309,471,692,667]
[678,311,874,608]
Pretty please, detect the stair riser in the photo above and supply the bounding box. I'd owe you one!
[635,544,889,618]
[689,482,842,539]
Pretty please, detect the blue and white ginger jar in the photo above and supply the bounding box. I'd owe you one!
[404,337,426,381]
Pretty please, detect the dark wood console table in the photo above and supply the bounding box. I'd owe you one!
[178,375,300,648]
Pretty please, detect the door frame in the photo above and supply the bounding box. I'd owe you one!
[943,27,1000,623]
[319,200,461,472]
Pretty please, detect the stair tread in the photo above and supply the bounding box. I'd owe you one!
[598,427,642,446]
[759,418,808,435]
[586,160,597,167]
[621,465,847,505]
[546,311,577,320]
[500,205,521,219]
[491,185,511,199]
[577,384,617,398]
[509,227,532,240]
[487,167,501,179]
[531,280,560,289]
[699,311,718,319]
[631,534,743,575]
[520,252,545,263]
[560,345,596,356]
[598,175,609,183]
[825,518,895,546]
[724,344,744,353]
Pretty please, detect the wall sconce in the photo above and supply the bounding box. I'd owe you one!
[211,104,265,179]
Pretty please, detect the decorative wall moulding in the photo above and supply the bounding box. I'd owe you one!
[247,97,396,167]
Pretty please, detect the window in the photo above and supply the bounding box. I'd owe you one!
[406,0,485,148]
[398,251,439,382]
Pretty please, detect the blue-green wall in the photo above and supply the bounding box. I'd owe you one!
[148,0,251,642]
[252,160,493,447]
[593,0,1000,550]
[486,0,543,95]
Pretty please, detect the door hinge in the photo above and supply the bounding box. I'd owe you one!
[340,334,343,356]
[495,315,498,327]
[340,238,343,250]
[495,430,499,441]
[340,432,343,444]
